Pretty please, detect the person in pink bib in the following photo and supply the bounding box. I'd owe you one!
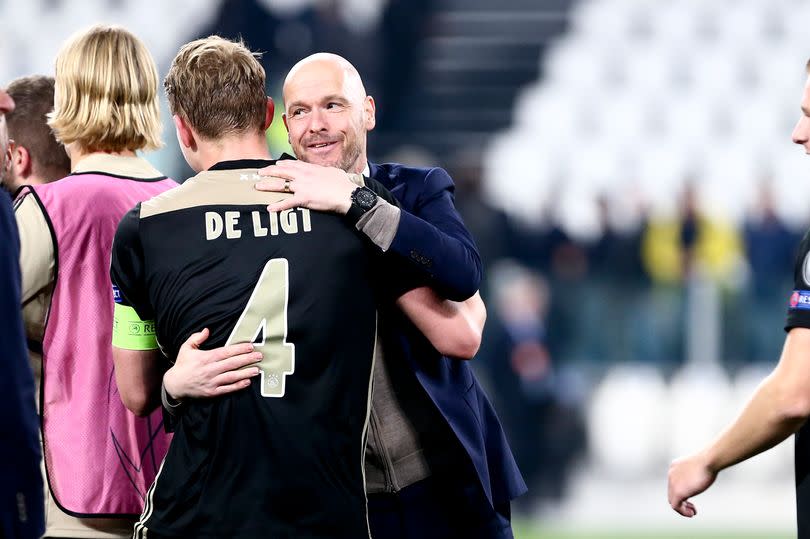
[14,25,176,539]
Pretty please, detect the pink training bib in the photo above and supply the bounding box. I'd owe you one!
[29,172,176,516]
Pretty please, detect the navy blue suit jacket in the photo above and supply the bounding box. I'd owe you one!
[1,192,44,539]
[370,162,527,507]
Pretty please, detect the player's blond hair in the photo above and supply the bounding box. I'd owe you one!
[164,36,267,140]
[48,25,162,152]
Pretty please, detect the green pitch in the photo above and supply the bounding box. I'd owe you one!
[512,521,794,539]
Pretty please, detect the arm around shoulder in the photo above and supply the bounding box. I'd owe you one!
[396,288,486,359]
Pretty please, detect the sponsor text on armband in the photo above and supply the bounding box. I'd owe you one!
[789,290,810,310]
[112,303,159,350]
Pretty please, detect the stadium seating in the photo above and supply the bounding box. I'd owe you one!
[484,0,809,497]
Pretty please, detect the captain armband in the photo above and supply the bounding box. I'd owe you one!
[112,303,159,350]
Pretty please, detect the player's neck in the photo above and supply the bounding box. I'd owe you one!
[19,175,49,187]
[197,134,273,172]
[69,148,137,171]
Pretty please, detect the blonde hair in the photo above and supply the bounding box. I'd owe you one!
[165,36,267,139]
[48,25,162,152]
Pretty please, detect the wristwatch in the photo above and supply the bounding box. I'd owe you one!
[346,186,378,224]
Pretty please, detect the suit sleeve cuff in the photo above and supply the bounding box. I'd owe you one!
[356,199,400,251]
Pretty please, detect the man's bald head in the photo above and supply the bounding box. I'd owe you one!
[283,53,367,106]
[282,53,375,173]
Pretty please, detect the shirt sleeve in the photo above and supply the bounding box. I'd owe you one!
[785,230,810,331]
[355,175,401,251]
[110,205,158,350]
[14,192,55,305]
[355,198,400,251]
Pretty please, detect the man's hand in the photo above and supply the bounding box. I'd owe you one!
[667,452,717,517]
[163,328,262,400]
[255,160,357,214]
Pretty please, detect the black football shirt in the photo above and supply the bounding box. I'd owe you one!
[111,159,412,539]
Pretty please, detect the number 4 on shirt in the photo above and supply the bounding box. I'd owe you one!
[225,258,295,397]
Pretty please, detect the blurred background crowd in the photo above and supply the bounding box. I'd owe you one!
[3,0,809,535]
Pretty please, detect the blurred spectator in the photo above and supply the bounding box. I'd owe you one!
[639,180,744,365]
[744,181,798,296]
[679,182,700,277]
[480,261,586,511]
[642,181,743,285]
[3,76,70,194]
[522,185,591,282]
[588,193,647,285]
[531,202,590,363]
[199,0,294,83]
[741,181,799,362]
[199,0,394,95]
[450,148,520,284]
[376,0,434,130]
[584,193,655,364]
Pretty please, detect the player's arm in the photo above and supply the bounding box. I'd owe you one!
[112,347,163,417]
[111,301,163,417]
[255,160,482,300]
[668,329,810,517]
[669,233,810,517]
[110,205,163,417]
[396,288,486,360]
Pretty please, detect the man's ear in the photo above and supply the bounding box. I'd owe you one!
[282,113,291,145]
[172,114,196,151]
[263,97,275,131]
[10,143,31,178]
[364,95,376,132]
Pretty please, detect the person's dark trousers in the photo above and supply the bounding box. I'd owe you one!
[368,475,514,539]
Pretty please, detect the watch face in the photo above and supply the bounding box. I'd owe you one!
[355,187,377,210]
